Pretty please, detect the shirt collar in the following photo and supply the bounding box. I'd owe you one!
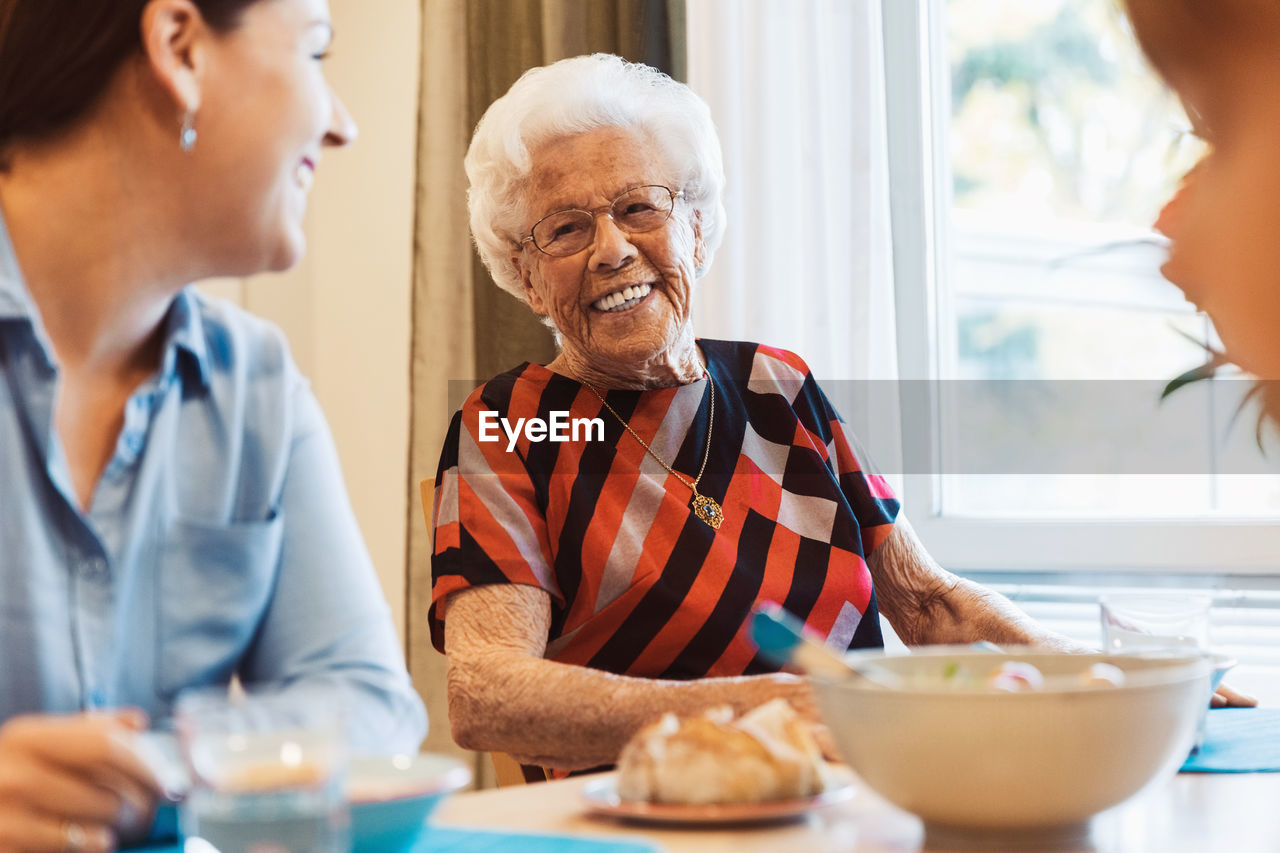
[164,287,211,391]
[0,206,31,320]
[0,206,211,392]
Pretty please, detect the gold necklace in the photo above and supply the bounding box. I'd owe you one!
[584,375,723,530]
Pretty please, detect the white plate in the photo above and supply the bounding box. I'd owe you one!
[580,770,855,825]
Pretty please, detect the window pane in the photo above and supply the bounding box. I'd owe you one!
[954,300,1205,381]
[942,0,1280,517]
[949,0,1198,229]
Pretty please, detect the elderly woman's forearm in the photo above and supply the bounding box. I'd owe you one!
[446,652,811,770]
[914,576,1080,650]
[443,583,818,769]
[869,521,1079,650]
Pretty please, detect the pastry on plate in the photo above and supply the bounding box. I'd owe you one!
[616,698,828,805]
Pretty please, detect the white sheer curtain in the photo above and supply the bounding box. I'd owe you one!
[686,0,898,384]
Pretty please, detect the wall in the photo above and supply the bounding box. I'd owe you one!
[201,0,422,642]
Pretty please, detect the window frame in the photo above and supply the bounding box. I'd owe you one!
[881,0,1280,575]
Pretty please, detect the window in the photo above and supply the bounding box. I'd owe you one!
[883,0,1280,573]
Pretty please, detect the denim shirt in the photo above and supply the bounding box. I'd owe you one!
[0,219,425,753]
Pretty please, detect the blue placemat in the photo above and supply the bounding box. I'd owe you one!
[410,827,660,852]
[1181,707,1280,773]
[129,825,660,853]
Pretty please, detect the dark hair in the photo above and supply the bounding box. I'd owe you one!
[0,0,258,159]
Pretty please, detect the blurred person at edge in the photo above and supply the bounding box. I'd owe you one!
[1128,0,1280,418]
[0,1,426,850]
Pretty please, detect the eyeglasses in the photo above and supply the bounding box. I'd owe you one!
[520,185,683,257]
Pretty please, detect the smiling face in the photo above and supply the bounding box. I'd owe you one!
[513,127,706,388]
[191,0,355,273]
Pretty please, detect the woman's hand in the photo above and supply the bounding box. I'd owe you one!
[1213,683,1259,708]
[785,683,842,762]
[0,710,161,853]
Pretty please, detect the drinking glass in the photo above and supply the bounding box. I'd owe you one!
[175,687,350,853]
[1098,593,1223,752]
[1099,593,1211,653]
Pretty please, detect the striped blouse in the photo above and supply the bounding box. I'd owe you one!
[430,340,899,678]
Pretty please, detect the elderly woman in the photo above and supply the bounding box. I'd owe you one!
[0,1,424,849]
[1126,0,1280,418]
[430,53,1076,775]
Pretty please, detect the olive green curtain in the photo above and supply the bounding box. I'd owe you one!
[406,0,684,787]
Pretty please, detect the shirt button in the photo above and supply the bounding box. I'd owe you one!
[82,557,108,580]
[88,690,107,708]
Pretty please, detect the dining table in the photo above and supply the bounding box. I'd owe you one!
[422,665,1280,853]
[133,673,1280,852]
[429,764,1280,853]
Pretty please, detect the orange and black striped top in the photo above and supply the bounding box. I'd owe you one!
[429,340,898,678]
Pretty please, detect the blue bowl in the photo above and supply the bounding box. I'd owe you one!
[348,754,471,853]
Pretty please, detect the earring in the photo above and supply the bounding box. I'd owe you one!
[179,110,197,153]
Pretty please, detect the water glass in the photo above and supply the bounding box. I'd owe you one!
[1099,593,1211,653]
[175,687,350,853]
[1098,593,1220,752]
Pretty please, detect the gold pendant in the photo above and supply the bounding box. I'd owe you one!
[691,494,723,530]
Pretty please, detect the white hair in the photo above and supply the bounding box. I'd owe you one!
[465,53,727,302]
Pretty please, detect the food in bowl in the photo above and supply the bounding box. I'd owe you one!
[984,660,1045,692]
[616,698,828,805]
[812,647,1210,843]
[935,659,1127,692]
[221,760,329,792]
[1078,661,1127,688]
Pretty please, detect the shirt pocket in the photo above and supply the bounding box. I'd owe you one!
[155,515,284,700]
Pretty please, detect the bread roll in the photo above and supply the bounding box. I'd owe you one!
[616,699,826,804]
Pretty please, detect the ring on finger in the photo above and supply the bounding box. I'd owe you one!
[61,820,88,853]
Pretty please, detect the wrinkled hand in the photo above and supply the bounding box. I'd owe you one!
[1212,682,1259,709]
[809,723,842,763]
[779,678,843,762]
[0,710,162,853]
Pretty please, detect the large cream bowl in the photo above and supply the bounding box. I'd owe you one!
[811,648,1210,846]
